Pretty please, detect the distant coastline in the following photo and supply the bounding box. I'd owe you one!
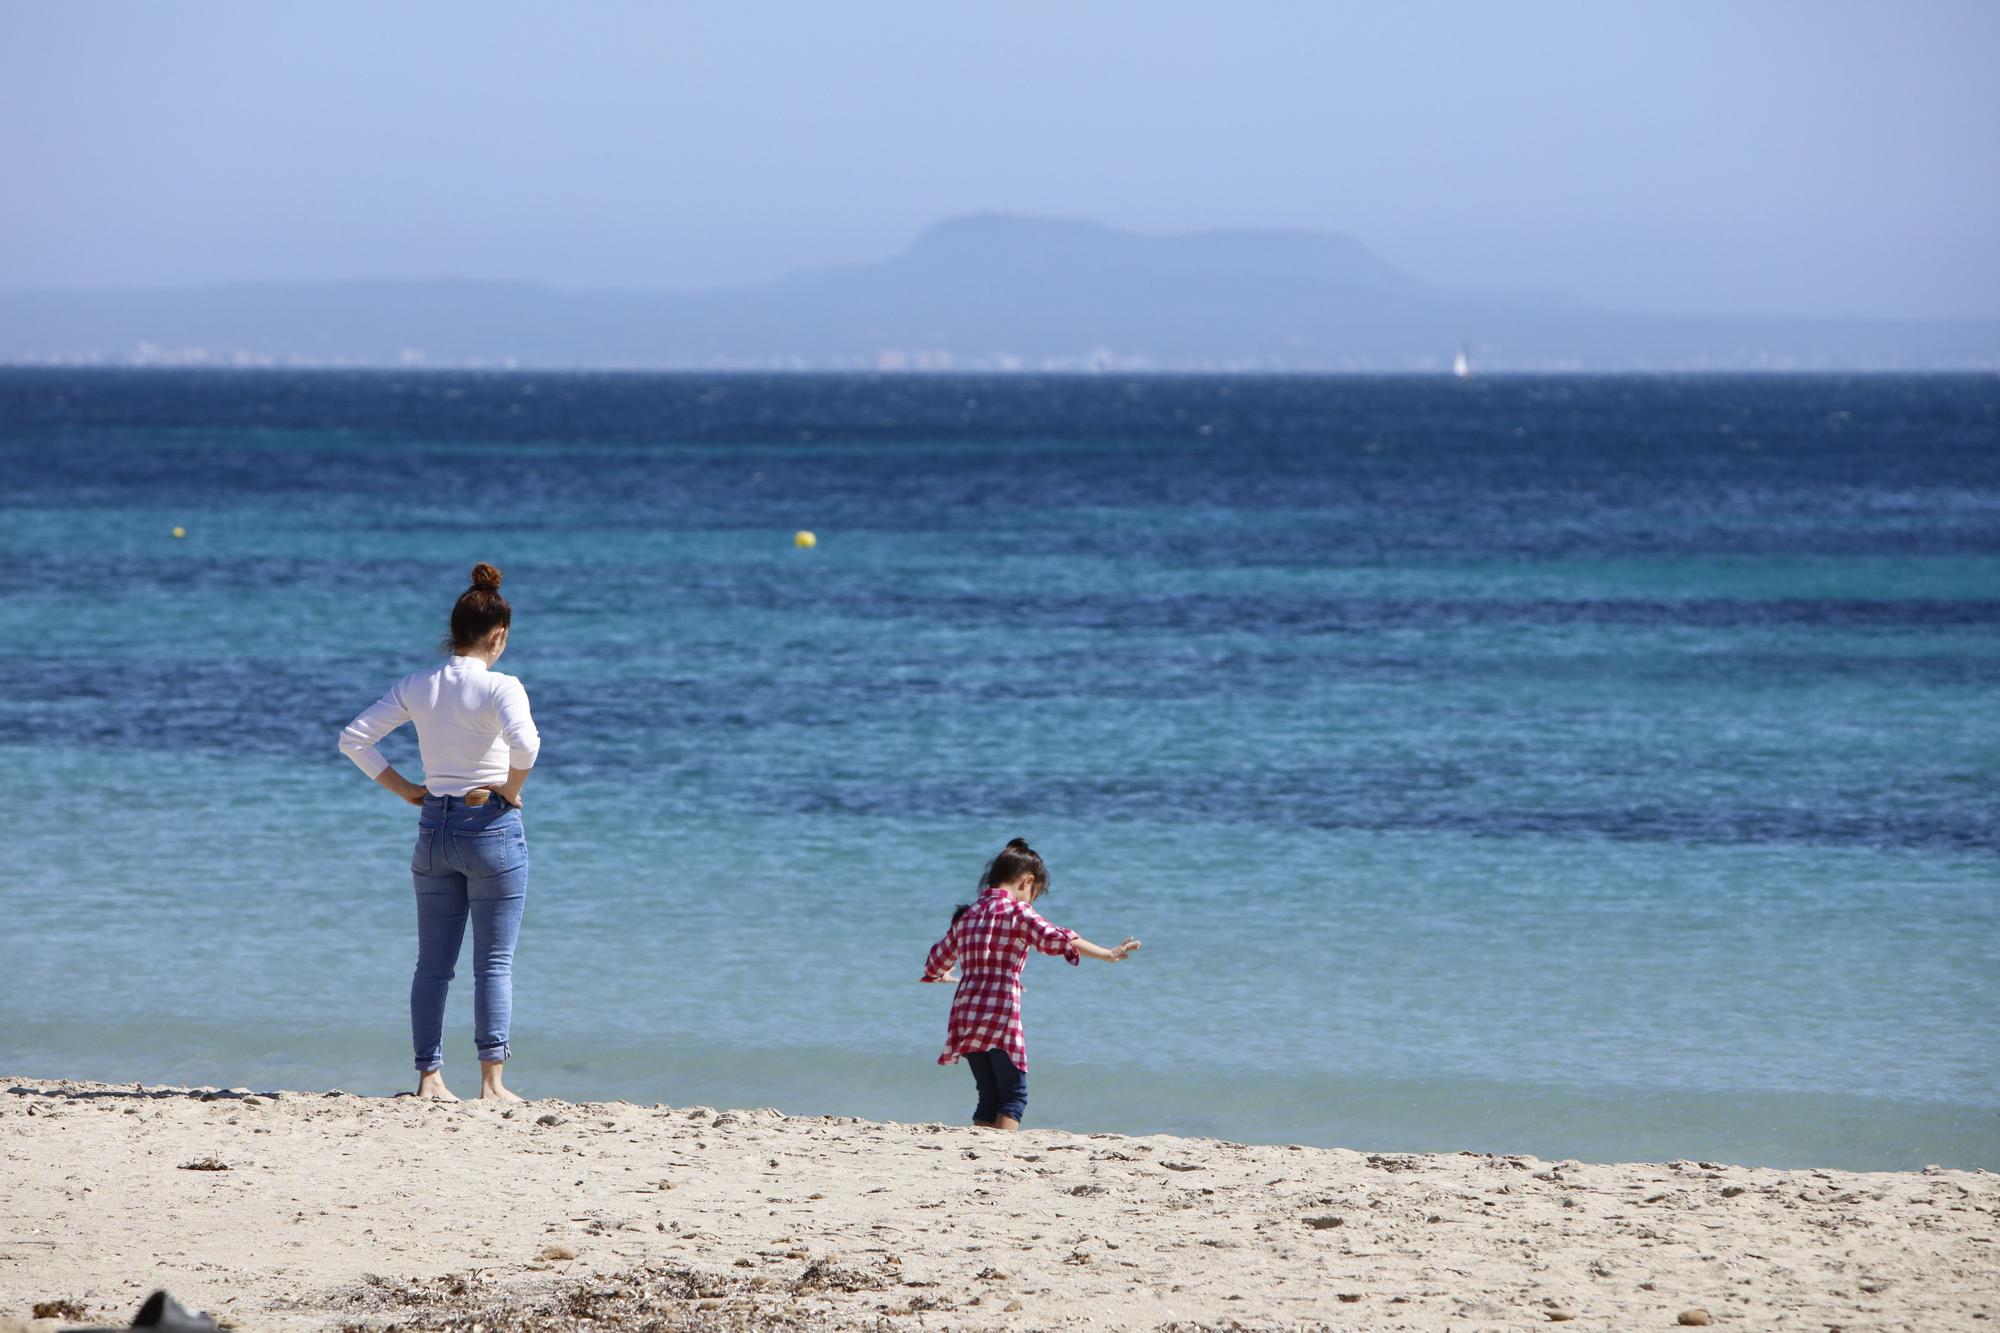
[5,215,1996,373]
[3,359,1996,377]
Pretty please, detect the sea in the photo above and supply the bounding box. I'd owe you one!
[1,369,1995,1171]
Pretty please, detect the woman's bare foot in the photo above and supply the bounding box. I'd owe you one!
[479,1060,523,1102]
[415,1070,458,1101]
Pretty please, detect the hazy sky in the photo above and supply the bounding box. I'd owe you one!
[4,2,1995,317]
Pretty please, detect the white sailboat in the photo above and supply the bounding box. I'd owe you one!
[1452,344,1472,379]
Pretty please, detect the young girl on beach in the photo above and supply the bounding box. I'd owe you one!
[921,839,1141,1131]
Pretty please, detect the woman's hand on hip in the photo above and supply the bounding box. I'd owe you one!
[481,765,532,810]
[374,766,429,806]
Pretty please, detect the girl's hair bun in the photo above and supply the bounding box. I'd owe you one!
[981,838,1049,897]
[469,562,504,591]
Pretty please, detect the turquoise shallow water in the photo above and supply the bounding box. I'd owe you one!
[1,371,1995,1169]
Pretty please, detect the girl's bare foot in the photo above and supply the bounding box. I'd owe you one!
[415,1071,458,1101]
[479,1060,523,1102]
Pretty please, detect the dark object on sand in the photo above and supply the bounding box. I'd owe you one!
[131,1292,215,1331]
[73,1290,217,1332]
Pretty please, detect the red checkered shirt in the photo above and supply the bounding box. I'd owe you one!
[921,885,1081,1071]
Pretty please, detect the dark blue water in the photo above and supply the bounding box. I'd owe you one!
[2,370,1995,1169]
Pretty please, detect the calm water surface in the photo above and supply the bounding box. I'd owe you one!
[2,370,1995,1169]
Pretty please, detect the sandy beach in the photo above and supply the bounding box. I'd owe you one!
[1,1079,1993,1331]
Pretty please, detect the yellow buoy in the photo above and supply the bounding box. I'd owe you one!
[793,530,817,549]
[171,526,187,539]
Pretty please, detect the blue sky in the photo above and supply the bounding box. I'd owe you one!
[3,1,1994,316]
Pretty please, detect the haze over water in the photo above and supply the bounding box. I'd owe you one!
[2,369,1995,1171]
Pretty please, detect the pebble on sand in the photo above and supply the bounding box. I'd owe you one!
[1678,1310,1712,1327]
[539,1245,577,1261]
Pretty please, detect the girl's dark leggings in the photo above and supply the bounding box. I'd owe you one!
[966,1048,1027,1123]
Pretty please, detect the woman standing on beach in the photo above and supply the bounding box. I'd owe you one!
[338,563,539,1102]
[922,839,1141,1131]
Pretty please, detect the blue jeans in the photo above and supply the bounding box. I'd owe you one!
[410,793,528,1072]
[965,1048,1028,1124]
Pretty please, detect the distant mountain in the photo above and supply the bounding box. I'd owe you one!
[2,214,1994,371]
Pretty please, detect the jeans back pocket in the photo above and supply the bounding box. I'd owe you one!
[411,826,439,876]
[454,821,528,879]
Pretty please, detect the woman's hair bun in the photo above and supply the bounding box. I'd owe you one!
[445,562,512,652]
[1005,837,1033,851]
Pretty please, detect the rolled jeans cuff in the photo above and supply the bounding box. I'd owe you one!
[478,1042,511,1064]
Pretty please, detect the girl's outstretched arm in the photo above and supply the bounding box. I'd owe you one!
[921,929,959,983]
[1074,936,1143,962]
